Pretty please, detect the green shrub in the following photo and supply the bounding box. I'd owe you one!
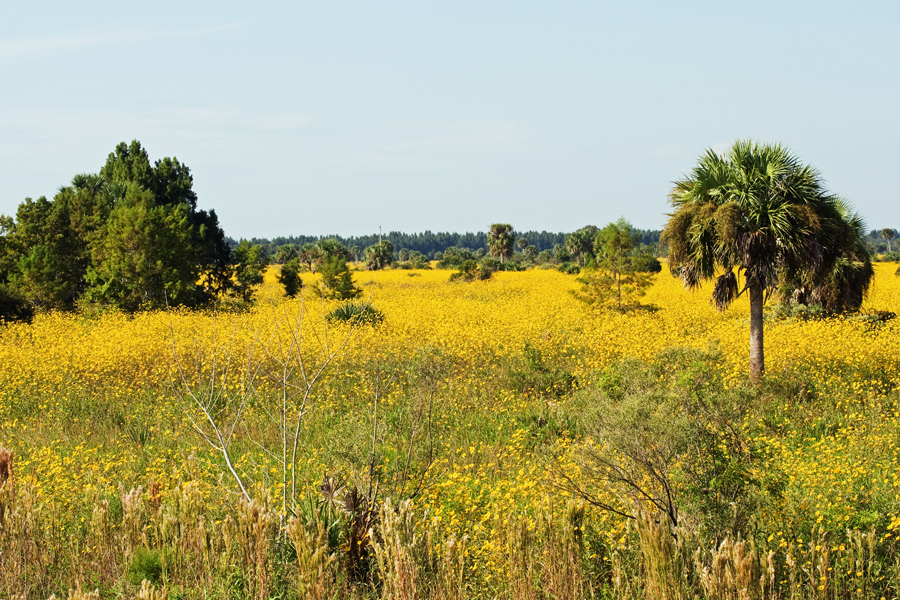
[449,259,495,282]
[0,284,34,323]
[563,347,763,540]
[277,259,303,298]
[326,302,385,326]
[509,341,577,399]
[127,547,163,585]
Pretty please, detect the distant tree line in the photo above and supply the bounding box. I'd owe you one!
[240,229,663,264]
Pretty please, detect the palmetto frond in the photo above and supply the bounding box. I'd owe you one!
[711,271,739,310]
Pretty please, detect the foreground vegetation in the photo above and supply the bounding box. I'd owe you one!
[2,264,900,598]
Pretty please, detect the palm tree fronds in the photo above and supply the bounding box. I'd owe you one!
[711,271,739,311]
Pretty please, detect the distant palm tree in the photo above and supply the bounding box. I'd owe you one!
[487,224,515,264]
[663,140,872,383]
[882,228,894,253]
[565,226,597,266]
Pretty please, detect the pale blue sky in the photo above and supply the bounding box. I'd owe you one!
[2,1,897,238]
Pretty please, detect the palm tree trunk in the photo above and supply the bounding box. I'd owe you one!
[749,278,764,383]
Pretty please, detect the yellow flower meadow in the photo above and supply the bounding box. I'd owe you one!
[2,262,900,592]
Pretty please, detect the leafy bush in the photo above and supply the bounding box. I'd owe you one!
[392,250,432,270]
[769,300,826,320]
[127,547,164,585]
[631,251,662,273]
[436,246,478,269]
[557,262,580,275]
[449,259,495,282]
[562,348,763,540]
[277,259,303,298]
[0,284,34,323]
[326,302,384,326]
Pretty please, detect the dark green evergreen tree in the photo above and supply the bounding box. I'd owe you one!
[318,255,360,300]
[278,259,303,298]
[85,186,199,311]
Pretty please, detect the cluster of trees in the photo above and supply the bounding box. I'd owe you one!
[0,141,248,319]
[270,238,410,299]
[437,221,662,285]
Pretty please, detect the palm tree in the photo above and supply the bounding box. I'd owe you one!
[882,228,894,253]
[487,223,515,264]
[565,226,598,266]
[663,140,872,383]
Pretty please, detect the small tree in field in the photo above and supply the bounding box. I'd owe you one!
[573,219,654,311]
[318,255,360,300]
[277,259,302,298]
[229,239,266,304]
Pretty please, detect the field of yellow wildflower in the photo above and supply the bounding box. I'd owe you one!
[2,263,900,599]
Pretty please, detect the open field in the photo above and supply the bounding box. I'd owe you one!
[3,264,900,598]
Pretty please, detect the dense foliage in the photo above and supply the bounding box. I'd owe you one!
[0,141,235,314]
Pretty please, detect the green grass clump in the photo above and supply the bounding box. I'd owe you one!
[326,302,385,326]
